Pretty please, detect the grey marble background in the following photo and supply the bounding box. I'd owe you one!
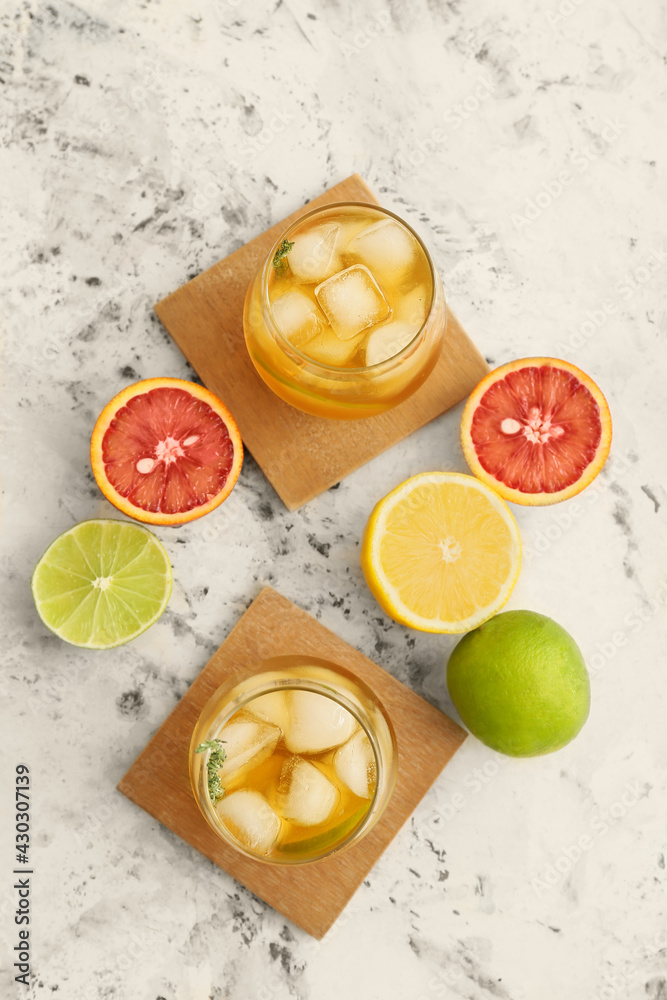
[1,0,666,997]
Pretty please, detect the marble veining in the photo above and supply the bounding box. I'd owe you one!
[1,0,666,997]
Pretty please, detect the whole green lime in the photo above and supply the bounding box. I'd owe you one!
[446,610,590,756]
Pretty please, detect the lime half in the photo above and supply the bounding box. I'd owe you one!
[31,519,172,649]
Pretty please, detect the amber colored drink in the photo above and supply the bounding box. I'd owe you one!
[243,203,446,419]
[190,657,397,864]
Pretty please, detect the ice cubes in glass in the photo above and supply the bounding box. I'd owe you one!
[284,690,357,754]
[215,789,281,853]
[279,756,339,826]
[314,265,389,341]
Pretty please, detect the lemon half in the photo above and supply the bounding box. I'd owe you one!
[361,472,521,633]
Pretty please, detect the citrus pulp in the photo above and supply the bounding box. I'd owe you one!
[361,472,522,633]
[32,519,172,648]
[461,358,611,505]
[91,378,243,525]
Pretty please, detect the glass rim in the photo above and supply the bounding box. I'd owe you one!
[190,658,395,865]
[259,201,444,374]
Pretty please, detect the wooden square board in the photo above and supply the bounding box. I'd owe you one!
[118,587,467,938]
[154,174,489,510]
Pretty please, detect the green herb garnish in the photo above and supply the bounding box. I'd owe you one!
[272,238,294,272]
[195,739,227,803]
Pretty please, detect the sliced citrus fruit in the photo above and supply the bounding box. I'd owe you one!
[461,358,611,506]
[31,519,172,648]
[91,378,243,526]
[361,472,521,633]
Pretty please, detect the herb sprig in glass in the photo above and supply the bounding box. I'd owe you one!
[272,238,294,273]
[195,739,227,804]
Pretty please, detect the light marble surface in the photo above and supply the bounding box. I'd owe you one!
[2,0,667,997]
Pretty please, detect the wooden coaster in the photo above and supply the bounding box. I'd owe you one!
[118,587,466,938]
[154,174,489,510]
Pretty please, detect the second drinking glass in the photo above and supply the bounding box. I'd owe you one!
[244,202,447,419]
[190,656,398,864]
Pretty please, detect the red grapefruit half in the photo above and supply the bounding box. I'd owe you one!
[91,378,243,525]
[461,358,612,506]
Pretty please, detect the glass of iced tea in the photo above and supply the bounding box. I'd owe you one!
[243,203,446,419]
[189,656,398,863]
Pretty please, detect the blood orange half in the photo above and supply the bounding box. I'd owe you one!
[91,378,243,525]
[461,358,611,506]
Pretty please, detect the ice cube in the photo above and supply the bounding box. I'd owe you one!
[245,691,289,733]
[364,319,420,366]
[333,729,376,799]
[279,756,339,826]
[301,325,364,367]
[348,219,418,281]
[216,789,281,853]
[314,265,390,341]
[217,711,281,782]
[271,289,323,348]
[284,691,357,754]
[398,283,430,326]
[287,224,340,283]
